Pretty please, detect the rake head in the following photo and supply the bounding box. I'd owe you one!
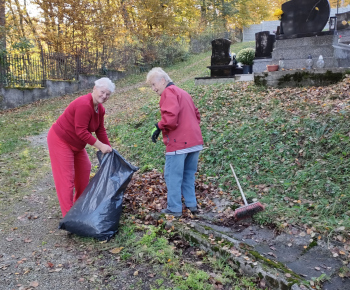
[234,202,265,221]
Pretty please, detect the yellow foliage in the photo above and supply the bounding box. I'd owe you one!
[273,8,284,18]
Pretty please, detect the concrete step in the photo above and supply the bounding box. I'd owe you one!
[274,34,336,49]
[235,74,254,81]
[272,57,338,70]
[272,45,336,60]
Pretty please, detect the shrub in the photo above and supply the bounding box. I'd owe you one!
[236,47,255,65]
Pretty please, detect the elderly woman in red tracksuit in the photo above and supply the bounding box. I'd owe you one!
[146,67,204,217]
[47,77,115,217]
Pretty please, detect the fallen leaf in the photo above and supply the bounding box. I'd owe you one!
[109,247,124,254]
[29,281,39,288]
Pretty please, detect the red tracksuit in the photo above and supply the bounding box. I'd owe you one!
[47,93,110,217]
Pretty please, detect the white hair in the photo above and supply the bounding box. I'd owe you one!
[94,77,115,93]
[146,67,172,84]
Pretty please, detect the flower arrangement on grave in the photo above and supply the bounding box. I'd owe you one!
[236,48,255,66]
[273,8,284,19]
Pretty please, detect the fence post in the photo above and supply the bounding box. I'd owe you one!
[40,47,46,87]
[75,50,80,81]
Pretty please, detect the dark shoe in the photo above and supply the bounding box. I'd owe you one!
[187,207,198,214]
[161,209,182,217]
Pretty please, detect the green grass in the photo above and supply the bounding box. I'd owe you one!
[79,221,259,289]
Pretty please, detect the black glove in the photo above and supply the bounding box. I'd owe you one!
[151,123,161,143]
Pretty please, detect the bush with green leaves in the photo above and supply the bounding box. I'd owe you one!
[236,47,255,65]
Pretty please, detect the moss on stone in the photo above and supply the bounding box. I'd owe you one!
[277,70,346,87]
[178,223,306,288]
[254,74,268,87]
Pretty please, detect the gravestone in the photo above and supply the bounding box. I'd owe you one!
[255,31,276,58]
[281,0,330,37]
[207,38,243,77]
[336,11,350,30]
[210,38,232,66]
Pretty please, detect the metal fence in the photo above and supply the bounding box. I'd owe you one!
[0,50,120,88]
[0,31,230,88]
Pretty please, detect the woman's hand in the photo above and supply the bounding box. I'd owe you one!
[100,143,112,154]
[93,140,112,153]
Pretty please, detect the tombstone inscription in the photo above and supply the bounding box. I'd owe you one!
[255,31,276,59]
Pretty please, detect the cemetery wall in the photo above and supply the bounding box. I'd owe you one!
[243,5,350,42]
[0,71,125,111]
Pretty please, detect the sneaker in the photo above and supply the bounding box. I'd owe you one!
[161,208,182,217]
[187,207,198,214]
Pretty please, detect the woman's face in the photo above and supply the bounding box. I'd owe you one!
[92,86,111,105]
[150,77,167,96]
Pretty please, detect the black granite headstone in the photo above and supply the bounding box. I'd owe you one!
[211,38,232,66]
[207,38,243,77]
[255,31,276,58]
[281,0,330,36]
[336,12,350,30]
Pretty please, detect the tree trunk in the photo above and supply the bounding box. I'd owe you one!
[0,0,6,51]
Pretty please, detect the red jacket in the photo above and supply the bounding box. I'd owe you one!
[52,93,110,150]
[158,84,203,152]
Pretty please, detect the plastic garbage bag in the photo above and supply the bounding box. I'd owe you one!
[58,149,138,241]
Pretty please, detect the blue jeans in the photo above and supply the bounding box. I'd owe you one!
[164,151,199,212]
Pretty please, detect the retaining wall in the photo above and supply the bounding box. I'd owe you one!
[0,70,125,111]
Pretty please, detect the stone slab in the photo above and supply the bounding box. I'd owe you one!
[194,77,235,85]
[235,74,254,81]
[194,75,254,85]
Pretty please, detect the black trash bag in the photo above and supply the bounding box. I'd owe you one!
[58,149,138,241]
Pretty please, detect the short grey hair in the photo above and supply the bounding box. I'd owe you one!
[94,77,115,93]
[146,67,172,84]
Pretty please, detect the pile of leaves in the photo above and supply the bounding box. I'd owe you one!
[123,169,241,224]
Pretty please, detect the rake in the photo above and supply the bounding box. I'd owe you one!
[230,164,265,220]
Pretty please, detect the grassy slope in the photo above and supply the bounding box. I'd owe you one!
[111,44,350,238]
[1,40,349,239]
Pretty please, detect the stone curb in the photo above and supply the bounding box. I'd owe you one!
[173,219,311,290]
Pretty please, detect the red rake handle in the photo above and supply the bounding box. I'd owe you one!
[229,164,248,206]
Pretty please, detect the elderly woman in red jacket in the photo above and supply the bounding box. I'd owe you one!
[47,77,114,217]
[146,67,204,217]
